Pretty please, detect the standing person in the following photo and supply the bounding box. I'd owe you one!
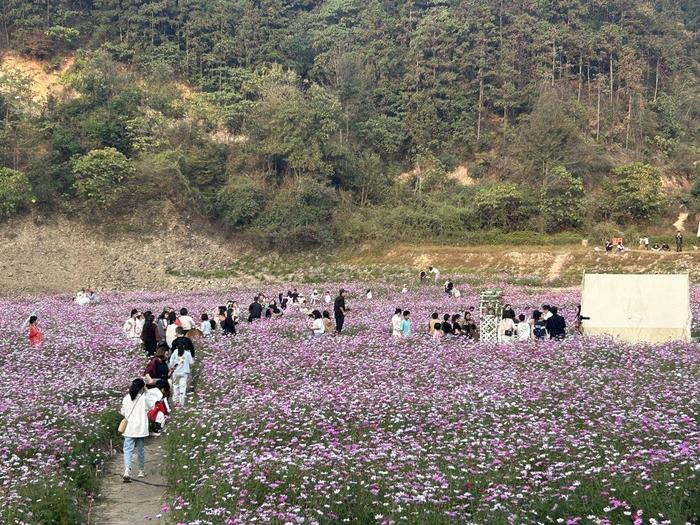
[222,309,237,335]
[156,310,169,342]
[400,311,412,337]
[171,327,196,358]
[123,309,142,340]
[532,311,547,340]
[165,311,178,349]
[322,311,334,334]
[497,311,516,344]
[391,308,403,338]
[676,231,683,252]
[516,314,531,341]
[324,291,332,304]
[169,344,193,406]
[310,290,320,304]
[178,308,195,332]
[28,315,43,345]
[140,314,159,357]
[545,306,567,340]
[120,378,154,482]
[429,266,441,281]
[144,346,170,385]
[334,289,348,334]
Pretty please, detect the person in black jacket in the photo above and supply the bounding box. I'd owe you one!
[545,306,567,340]
[171,327,196,358]
[248,296,263,322]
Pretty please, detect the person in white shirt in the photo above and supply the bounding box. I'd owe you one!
[120,378,156,482]
[310,290,320,304]
[541,304,553,321]
[429,266,441,281]
[497,311,516,344]
[75,289,91,306]
[200,313,212,335]
[169,347,194,406]
[122,309,142,340]
[452,288,462,298]
[366,289,372,300]
[309,310,325,336]
[516,314,531,341]
[391,308,403,338]
[178,308,195,332]
[401,284,408,293]
[324,291,332,304]
[165,312,178,348]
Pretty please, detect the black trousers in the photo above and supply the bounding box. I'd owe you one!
[335,314,345,333]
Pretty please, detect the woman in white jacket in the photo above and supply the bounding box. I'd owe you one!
[120,378,155,482]
[497,310,517,344]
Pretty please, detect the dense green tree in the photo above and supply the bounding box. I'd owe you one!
[0,167,32,218]
[601,163,666,222]
[539,166,585,232]
[72,147,135,207]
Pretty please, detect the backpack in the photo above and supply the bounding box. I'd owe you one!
[533,321,547,340]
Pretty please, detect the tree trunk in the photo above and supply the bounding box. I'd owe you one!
[596,77,601,142]
[625,90,632,149]
[476,65,484,148]
[609,54,614,106]
[653,58,659,102]
[551,37,556,86]
[577,55,582,102]
[586,60,591,99]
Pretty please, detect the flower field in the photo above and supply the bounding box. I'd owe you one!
[163,284,700,525]
[1,283,699,524]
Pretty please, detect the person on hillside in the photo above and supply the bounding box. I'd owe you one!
[169,343,193,406]
[88,290,100,304]
[165,311,178,349]
[401,284,408,293]
[222,308,237,335]
[178,308,195,332]
[140,313,159,357]
[75,289,90,306]
[401,310,412,338]
[676,231,683,252]
[516,314,531,341]
[366,289,373,300]
[322,311,334,334]
[391,308,403,338]
[545,306,567,340]
[429,266,441,281]
[171,327,196,358]
[121,378,155,482]
[605,240,613,252]
[144,345,170,385]
[123,309,143,340]
[419,271,427,282]
[248,296,263,322]
[334,289,348,334]
[497,310,516,344]
[309,310,325,337]
[532,310,547,340]
[28,315,43,345]
[652,242,661,252]
[428,312,439,334]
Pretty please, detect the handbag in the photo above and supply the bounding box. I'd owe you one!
[504,329,513,337]
[118,393,143,434]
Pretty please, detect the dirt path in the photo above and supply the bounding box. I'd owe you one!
[94,437,168,524]
[547,252,571,281]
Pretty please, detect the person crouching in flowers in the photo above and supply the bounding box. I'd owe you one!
[121,378,155,482]
[28,315,43,345]
[169,344,193,406]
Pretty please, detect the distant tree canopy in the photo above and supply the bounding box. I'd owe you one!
[0,1,697,245]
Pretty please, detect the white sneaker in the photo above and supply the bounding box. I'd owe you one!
[123,468,131,482]
[137,470,146,478]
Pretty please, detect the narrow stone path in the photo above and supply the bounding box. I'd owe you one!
[93,437,168,524]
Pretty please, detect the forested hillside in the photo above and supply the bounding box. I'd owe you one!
[0,1,698,247]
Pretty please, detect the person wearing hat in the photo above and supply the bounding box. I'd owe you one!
[333,289,348,334]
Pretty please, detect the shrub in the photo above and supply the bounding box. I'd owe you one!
[0,167,33,219]
[213,178,267,229]
[539,166,585,232]
[599,163,666,222]
[253,178,337,246]
[72,147,135,207]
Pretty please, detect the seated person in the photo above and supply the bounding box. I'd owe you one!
[651,243,661,252]
[605,240,613,252]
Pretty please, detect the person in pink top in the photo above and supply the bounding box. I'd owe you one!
[28,315,43,345]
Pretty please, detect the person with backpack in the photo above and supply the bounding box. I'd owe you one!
[120,378,155,482]
[532,310,547,340]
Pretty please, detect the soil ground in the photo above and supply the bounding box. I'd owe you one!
[4,215,700,296]
[93,437,168,525]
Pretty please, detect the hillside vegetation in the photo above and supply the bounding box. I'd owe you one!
[0,1,698,247]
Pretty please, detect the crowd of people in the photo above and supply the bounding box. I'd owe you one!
[496,303,567,343]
